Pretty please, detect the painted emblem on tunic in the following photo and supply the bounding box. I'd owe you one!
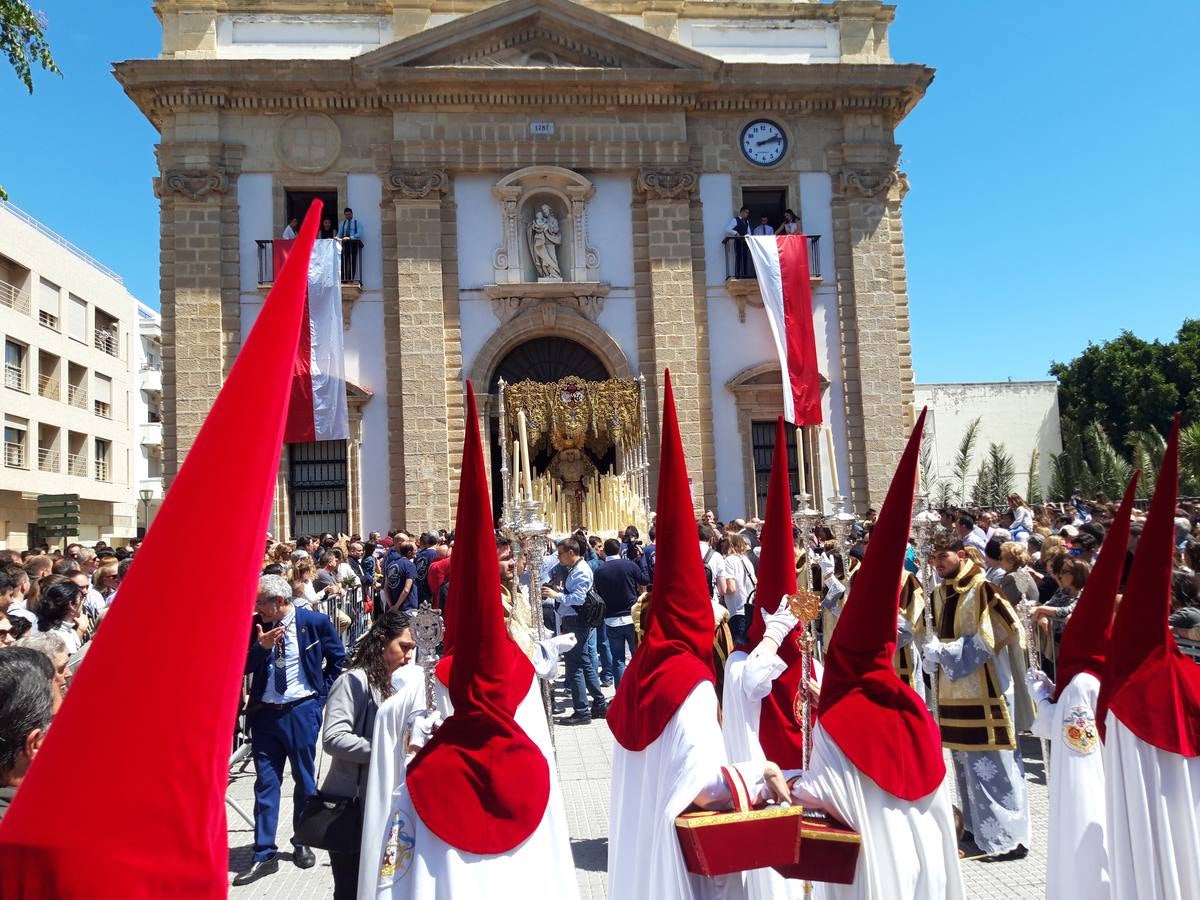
[379,808,416,884]
[1063,705,1098,754]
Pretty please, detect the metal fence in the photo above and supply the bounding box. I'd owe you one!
[323,582,371,647]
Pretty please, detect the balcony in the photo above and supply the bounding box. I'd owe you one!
[0,279,30,315]
[95,459,110,482]
[37,447,59,473]
[66,452,87,477]
[94,400,112,420]
[38,373,59,400]
[722,234,823,323]
[4,364,26,393]
[94,329,119,357]
[140,421,162,447]
[4,441,26,469]
[256,238,361,329]
[67,383,88,409]
[39,310,59,331]
[140,364,162,393]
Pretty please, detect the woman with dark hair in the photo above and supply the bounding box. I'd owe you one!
[34,579,84,656]
[320,611,416,899]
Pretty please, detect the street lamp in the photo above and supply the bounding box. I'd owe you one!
[138,488,153,538]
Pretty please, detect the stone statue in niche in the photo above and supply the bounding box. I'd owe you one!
[526,203,563,280]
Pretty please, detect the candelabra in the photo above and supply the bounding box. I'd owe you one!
[497,378,513,526]
[911,492,942,720]
[511,497,556,740]
[827,495,857,559]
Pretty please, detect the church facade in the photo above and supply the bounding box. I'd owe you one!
[116,0,932,537]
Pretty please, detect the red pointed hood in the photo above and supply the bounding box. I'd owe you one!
[0,205,323,898]
[608,370,716,751]
[407,381,550,853]
[818,409,945,801]
[1099,415,1200,755]
[1054,473,1139,704]
[737,417,808,767]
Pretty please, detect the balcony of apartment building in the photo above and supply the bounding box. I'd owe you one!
[4,338,28,394]
[66,362,88,411]
[66,430,88,478]
[3,422,27,471]
[94,308,120,358]
[37,423,61,474]
[0,265,31,316]
[140,388,163,448]
[37,350,61,402]
[139,359,161,394]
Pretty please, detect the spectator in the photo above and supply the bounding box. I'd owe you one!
[722,532,757,646]
[724,206,753,277]
[427,542,452,608]
[983,538,1006,586]
[234,575,345,887]
[542,535,605,724]
[14,630,71,698]
[414,533,440,605]
[319,218,337,240]
[0,648,56,821]
[281,217,299,240]
[383,542,418,612]
[698,523,728,604]
[641,525,657,587]
[998,542,1039,614]
[345,541,375,593]
[1007,494,1034,540]
[292,557,318,610]
[93,561,120,605]
[751,214,773,236]
[1032,556,1090,675]
[775,208,800,235]
[0,613,13,648]
[955,514,988,555]
[592,538,647,689]
[337,207,362,282]
[34,580,84,657]
[320,610,416,899]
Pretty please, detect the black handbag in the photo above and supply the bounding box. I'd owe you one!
[294,679,375,854]
[579,588,607,628]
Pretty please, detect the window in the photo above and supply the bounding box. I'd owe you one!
[3,424,26,469]
[289,440,349,536]
[38,278,61,330]
[94,309,119,357]
[95,438,111,481]
[4,340,27,392]
[750,420,800,517]
[94,373,113,419]
[68,295,88,343]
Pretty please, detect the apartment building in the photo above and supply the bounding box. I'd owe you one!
[1,201,139,548]
[134,301,164,532]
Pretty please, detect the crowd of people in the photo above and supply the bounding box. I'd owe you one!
[2,426,1199,899]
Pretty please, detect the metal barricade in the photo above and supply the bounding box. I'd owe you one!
[324,583,370,647]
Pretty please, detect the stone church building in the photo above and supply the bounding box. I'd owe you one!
[116,0,932,537]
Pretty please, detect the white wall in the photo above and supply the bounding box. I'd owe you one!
[588,175,635,289]
[913,382,1063,502]
[215,15,393,59]
[454,177,505,290]
[676,19,839,63]
[238,174,273,294]
[700,173,734,287]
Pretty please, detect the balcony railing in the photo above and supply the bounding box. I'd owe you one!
[94,329,119,357]
[4,364,25,392]
[256,238,362,286]
[38,373,59,399]
[95,459,110,482]
[723,234,821,281]
[4,441,26,469]
[67,452,87,477]
[39,310,60,331]
[67,383,88,409]
[37,447,59,472]
[0,279,30,314]
[94,400,112,419]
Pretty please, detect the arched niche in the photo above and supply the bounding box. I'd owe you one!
[491,165,600,285]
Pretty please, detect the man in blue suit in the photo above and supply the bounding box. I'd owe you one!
[233,574,345,886]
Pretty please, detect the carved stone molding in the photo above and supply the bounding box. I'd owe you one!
[490,166,600,285]
[484,281,611,325]
[156,167,228,201]
[723,273,823,323]
[834,166,902,198]
[636,167,698,200]
[276,112,342,174]
[387,168,448,199]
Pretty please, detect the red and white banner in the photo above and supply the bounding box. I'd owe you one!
[274,238,350,443]
[746,234,824,426]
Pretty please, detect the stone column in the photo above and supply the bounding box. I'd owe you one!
[828,142,914,511]
[155,143,239,486]
[635,168,706,510]
[382,168,452,530]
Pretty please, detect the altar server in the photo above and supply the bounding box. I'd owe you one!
[787,410,965,900]
[608,371,788,900]
[357,381,577,900]
[1025,472,1138,900]
[1097,415,1200,900]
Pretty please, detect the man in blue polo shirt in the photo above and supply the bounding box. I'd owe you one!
[413,532,440,604]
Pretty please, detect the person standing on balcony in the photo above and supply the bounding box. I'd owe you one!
[724,206,753,277]
[751,214,773,236]
[281,217,299,240]
[338,207,362,283]
[775,208,800,235]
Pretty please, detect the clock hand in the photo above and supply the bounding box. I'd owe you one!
[756,136,782,147]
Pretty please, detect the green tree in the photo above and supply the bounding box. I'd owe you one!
[1,0,60,200]
[971,443,1016,507]
[950,417,981,504]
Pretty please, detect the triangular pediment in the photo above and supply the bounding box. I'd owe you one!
[358,0,719,71]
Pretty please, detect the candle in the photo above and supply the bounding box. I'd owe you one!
[825,427,840,496]
[512,439,523,502]
[517,410,534,503]
[796,426,807,495]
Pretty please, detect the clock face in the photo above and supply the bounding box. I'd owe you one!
[740,119,787,166]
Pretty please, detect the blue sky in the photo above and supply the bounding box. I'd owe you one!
[1,0,1196,383]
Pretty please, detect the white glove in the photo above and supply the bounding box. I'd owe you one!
[404,709,443,755]
[1024,667,1054,704]
[549,633,577,656]
[817,553,836,578]
[920,636,943,674]
[762,596,800,646]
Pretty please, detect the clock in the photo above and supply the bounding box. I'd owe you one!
[740,119,787,167]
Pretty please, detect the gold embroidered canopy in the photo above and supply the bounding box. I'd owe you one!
[503,378,643,453]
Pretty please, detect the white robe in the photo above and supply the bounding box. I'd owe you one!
[609,684,746,900]
[1029,673,1108,900]
[788,725,964,900]
[721,649,816,900]
[359,668,578,900]
[1103,712,1200,900]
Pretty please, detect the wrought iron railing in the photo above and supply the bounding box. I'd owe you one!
[723,234,821,281]
[37,447,59,472]
[94,329,119,357]
[256,238,363,286]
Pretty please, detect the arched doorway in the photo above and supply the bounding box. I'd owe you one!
[488,336,612,520]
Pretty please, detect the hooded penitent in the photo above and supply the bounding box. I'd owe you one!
[608,370,716,751]
[1052,472,1139,704]
[1097,414,1200,754]
[405,381,550,854]
[817,409,946,802]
